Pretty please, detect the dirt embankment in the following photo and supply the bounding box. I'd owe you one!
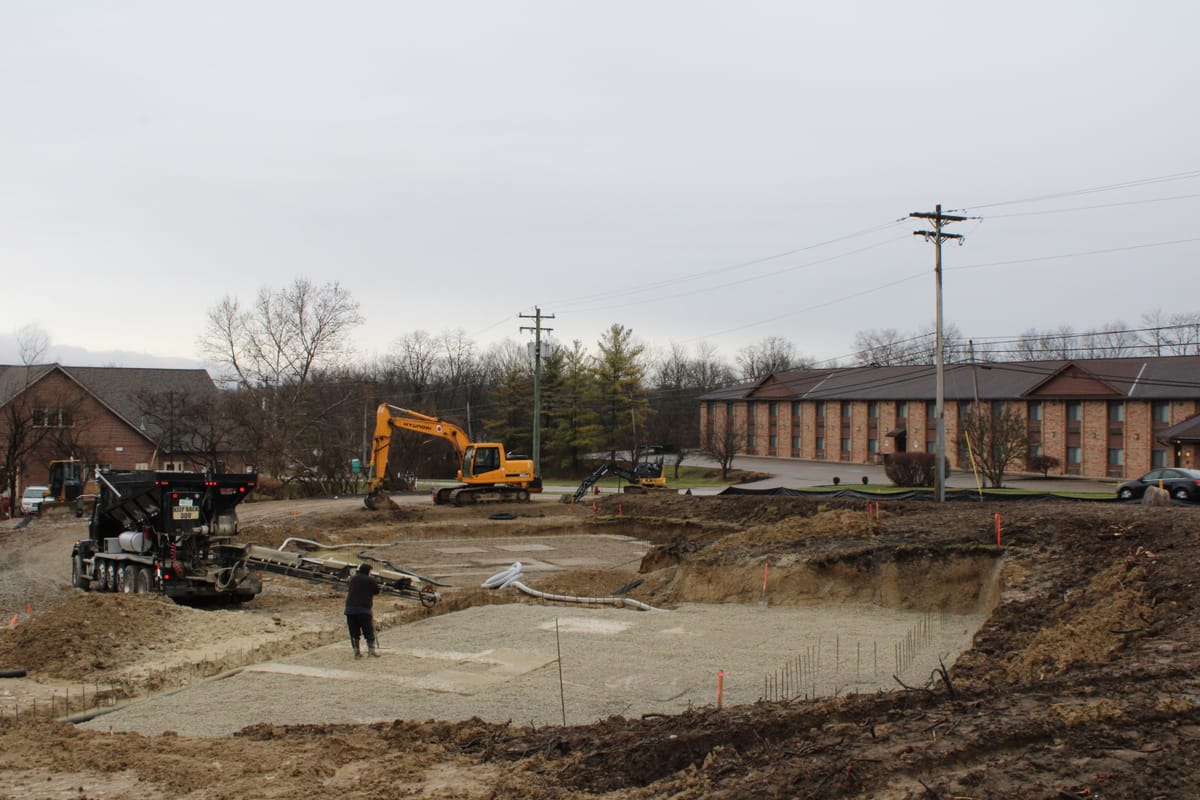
[0,495,1198,799]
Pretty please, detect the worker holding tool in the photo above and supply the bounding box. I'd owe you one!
[345,563,381,658]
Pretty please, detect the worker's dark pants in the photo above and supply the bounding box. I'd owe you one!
[345,612,375,644]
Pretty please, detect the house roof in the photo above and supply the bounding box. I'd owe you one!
[1158,413,1200,443]
[699,356,1200,403]
[0,363,218,444]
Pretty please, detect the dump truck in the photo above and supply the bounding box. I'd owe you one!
[71,468,445,606]
[71,469,264,601]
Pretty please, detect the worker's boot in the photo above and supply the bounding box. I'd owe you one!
[351,639,362,659]
[367,641,381,658]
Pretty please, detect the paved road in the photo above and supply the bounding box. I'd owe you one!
[681,454,1116,495]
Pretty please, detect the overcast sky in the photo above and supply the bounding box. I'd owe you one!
[3,2,1199,371]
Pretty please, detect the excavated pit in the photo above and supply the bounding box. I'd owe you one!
[77,547,1003,736]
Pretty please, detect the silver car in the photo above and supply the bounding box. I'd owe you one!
[20,485,51,514]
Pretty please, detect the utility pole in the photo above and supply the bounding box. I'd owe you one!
[910,204,966,502]
[519,307,555,480]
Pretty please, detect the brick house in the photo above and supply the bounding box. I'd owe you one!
[699,356,1200,480]
[0,363,241,492]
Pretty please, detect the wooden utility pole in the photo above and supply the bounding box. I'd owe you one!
[519,307,555,480]
[910,205,966,502]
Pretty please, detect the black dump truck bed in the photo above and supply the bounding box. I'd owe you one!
[74,470,261,601]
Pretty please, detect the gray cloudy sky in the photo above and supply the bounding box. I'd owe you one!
[3,1,1199,369]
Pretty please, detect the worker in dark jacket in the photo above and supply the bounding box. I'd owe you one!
[345,563,382,658]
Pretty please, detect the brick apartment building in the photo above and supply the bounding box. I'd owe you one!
[699,356,1200,480]
[0,363,241,493]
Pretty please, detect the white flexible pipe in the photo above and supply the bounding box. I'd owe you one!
[481,563,662,612]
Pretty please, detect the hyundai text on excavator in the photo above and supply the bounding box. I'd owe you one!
[363,403,542,509]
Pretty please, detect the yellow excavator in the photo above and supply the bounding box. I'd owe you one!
[363,404,542,509]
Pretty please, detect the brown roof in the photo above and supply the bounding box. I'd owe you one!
[0,363,218,444]
[700,356,1200,402]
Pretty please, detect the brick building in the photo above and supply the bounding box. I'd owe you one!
[0,363,240,492]
[699,356,1200,480]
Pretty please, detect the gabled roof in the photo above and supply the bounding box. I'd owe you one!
[1158,413,1200,443]
[0,364,57,406]
[699,355,1200,402]
[0,363,218,444]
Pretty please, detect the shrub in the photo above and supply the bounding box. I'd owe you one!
[885,452,946,488]
[1026,454,1060,478]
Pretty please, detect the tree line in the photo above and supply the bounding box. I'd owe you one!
[189,283,1200,494]
[7,279,1200,500]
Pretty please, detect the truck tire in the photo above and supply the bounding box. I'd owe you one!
[134,566,153,594]
[71,556,91,591]
[121,565,137,593]
[103,561,117,592]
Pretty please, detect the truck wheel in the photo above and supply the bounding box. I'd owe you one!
[515,490,530,503]
[71,556,91,591]
[121,565,137,593]
[134,566,153,594]
[104,562,117,592]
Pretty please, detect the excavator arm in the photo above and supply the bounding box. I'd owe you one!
[365,404,473,508]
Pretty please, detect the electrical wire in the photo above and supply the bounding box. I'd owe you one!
[951,169,1200,212]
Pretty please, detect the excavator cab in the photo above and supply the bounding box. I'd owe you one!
[462,444,502,478]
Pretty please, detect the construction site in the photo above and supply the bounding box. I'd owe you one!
[1,489,1198,799]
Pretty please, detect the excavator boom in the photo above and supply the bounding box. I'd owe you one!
[364,403,540,509]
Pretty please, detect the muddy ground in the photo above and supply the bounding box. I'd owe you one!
[0,493,1198,799]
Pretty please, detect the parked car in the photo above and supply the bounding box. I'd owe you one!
[20,485,52,514]
[1115,468,1200,501]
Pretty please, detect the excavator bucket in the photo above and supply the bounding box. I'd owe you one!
[363,489,399,511]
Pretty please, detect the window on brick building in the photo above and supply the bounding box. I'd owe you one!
[1108,448,1123,466]
[1067,401,1082,422]
[841,402,852,419]
[868,402,878,419]
[1152,449,1167,468]
[1108,401,1124,423]
[1152,402,1170,424]
[896,400,907,422]
[33,408,73,428]
[1066,446,1081,465]
[1028,401,1042,421]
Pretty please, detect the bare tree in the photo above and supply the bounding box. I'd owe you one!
[1,328,54,514]
[957,404,1029,488]
[854,323,964,366]
[737,336,801,381]
[198,280,363,487]
[702,414,746,481]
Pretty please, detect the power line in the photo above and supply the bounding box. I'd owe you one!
[982,192,1200,218]
[952,169,1200,212]
[548,219,909,312]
